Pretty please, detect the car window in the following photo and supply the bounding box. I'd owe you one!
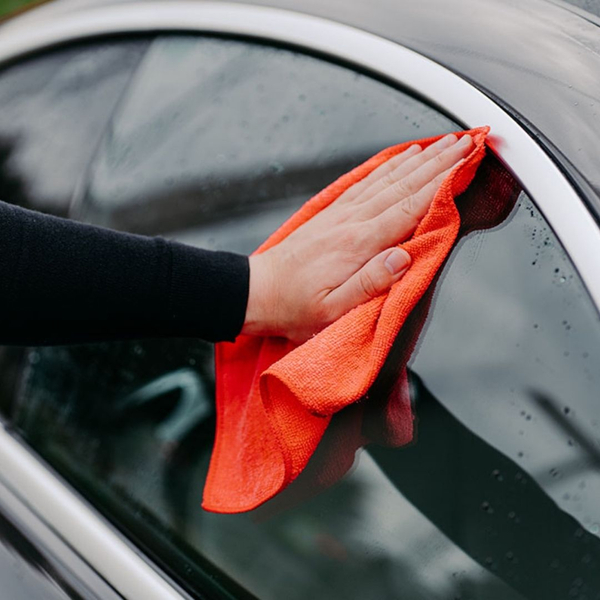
[0,37,150,215]
[555,0,600,19]
[6,34,600,600]
[0,37,151,420]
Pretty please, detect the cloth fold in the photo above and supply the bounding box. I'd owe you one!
[252,151,521,519]
[203,126,490,513]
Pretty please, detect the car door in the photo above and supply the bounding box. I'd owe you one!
[1,10,600,600]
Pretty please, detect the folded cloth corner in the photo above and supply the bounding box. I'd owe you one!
[203,126,490,513]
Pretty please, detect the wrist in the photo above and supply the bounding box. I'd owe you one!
[241,253,277,337]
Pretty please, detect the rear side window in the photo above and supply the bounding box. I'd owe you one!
[0,38,149,215]
[0,37,150,419]
[556,0,600,19]
[5,34,600,600]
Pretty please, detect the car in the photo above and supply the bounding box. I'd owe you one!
[0,0,600,598]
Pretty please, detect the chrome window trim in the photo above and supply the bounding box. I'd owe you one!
[0,473,124,599]
[0,2,599,598]
[0,425,187,600]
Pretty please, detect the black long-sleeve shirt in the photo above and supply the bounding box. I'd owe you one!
[0,201,250,345]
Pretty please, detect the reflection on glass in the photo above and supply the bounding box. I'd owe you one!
[75,35,455,239]
[0,38,150,419]
[6,34,600,600]
[0,38,149,215]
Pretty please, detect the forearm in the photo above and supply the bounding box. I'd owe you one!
[0,201,249,345]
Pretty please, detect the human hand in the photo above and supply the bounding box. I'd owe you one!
[242,133,473,344]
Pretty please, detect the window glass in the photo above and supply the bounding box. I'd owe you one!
[555,0,600,19]
[0,37,151,419]
[73,35,454,238]
[8,35,600,600]
[0,38,150,215]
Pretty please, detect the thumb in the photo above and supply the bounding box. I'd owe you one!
[325,247,411,319]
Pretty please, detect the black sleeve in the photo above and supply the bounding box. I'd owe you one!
[0,201,250,345]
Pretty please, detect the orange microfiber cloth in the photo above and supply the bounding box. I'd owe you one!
[203,126,490,513]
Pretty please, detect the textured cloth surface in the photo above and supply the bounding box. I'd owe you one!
[0,201,249,344]
[252,152,522,519]
[204,127,490,513]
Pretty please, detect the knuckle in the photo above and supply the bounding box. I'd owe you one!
[381,170,397,189]
[391,178,411,198]
[314,299,338,330]
[433,152,446,167]
[398,195,417,219]
[359,269,381,300]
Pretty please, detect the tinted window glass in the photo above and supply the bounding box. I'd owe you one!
[556,0,600,19]
[73,35,454,237]
[0,38,150,215]
[8,35,600,600]
[0,38,150,419]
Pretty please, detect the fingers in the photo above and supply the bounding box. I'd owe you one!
[373,162,461,248]
[349,133,459,208]
[356,134,472,220]
[338,143,422,205]
[324,247,411,320]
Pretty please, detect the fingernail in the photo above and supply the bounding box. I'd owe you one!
[385,248,411,275]
[435,134,458,148]
[456,134,472,148]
